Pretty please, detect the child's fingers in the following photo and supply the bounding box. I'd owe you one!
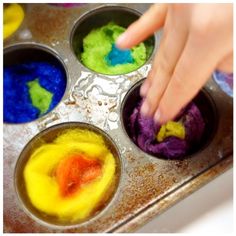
[140,77,151,97]
[116,4,167,49]
[154,34,218,124]
[140,23,188,117]
[139,29,168,98]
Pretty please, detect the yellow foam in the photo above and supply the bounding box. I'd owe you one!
[24,129,116,222]
[156,121,185,142]
[4,4,24,40]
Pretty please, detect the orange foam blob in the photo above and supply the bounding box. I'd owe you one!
[56,154,102,197]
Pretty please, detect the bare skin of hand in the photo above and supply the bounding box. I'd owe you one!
[116,4,233,124]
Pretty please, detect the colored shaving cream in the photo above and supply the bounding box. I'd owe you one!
[4,4,24,39]
[129,100,205,158]
[24,128,116,222]
[4,62,66,123]
[81,22,147,75]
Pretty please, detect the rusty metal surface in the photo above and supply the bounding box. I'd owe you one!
[3,3,233,233]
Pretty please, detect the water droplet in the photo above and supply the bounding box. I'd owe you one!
[121,147,126,154]
[108,112,118,122]
[64,99,76,105]
[18,29,32,40]
[38,113,60,130]
[116,77,125,83]
[158,174,164,180]
[218,149,224,159]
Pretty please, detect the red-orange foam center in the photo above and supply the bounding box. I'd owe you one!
[56,154,102,197]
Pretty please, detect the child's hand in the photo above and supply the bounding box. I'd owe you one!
[116,4,233,124]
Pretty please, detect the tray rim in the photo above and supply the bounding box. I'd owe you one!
[110,155,233,233]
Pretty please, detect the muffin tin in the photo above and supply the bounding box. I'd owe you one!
[3,3,233,233]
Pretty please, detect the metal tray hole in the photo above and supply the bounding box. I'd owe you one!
[70,5,155,75]
[121,79,218,159]
[14,122,122,228]
[4,43,68,124]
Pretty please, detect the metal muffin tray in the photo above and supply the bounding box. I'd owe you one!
[3,3,233,233]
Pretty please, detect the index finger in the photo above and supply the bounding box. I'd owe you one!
[116,4,168,49]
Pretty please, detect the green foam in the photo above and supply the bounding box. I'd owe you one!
[81,22,148,75]
[27,78,53,115]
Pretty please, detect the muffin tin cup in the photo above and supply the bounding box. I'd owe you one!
[14,122,122,229]
[121,78,218,159]
[4,42,68,124]
[4,3,233,233]
[70,5,156,76]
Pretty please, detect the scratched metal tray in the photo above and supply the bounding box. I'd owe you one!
[3,3,233,233]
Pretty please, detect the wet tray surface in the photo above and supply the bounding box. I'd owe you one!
[3,3,233,233]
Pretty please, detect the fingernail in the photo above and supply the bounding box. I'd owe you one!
[140,102,150,117]
[154,109,161,124]
[116,33,128,48]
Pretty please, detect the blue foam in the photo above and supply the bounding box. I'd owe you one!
[106,44,134,66]
[4,62,66,123]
